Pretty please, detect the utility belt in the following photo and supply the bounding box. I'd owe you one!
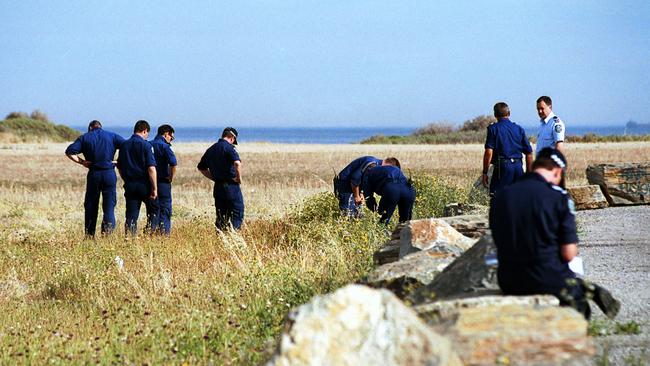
[214,179,238,186]
[89,166,114,171]
[496,157,522,164]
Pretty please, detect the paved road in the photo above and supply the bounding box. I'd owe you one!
[577,205,650,365]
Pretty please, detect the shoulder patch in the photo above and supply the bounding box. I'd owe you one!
[568,197,576,215]
[554,124,564,133]
[151,146,154,154]
[551,185,568,194]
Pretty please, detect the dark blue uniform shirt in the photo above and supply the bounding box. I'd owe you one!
[362,165,408,197]
[197,139,240,183]
[338,156,382,192]
[65,128,125,169]
[151,135,177,182]
[485,118,532,162]
[117,134,156,181]
[490,173,578,291]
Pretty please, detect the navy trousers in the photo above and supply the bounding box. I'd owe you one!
[489,160,524,194]
[213,183,244,230]
[377,183,415,225]
[84,169,117,236]
[155,182,173,235]
[123,180,159,236]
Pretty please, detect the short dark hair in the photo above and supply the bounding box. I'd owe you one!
[383,157,401,168]
[133,120,151,134]
[536,96,552,106]
[88,120,102,131]
[493,102,510,118]
[157,124,175,136]
[533,147,567,171]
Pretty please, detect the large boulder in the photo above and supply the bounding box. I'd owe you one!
[567,185,609,210]
[418,296,595,366]
[364,250,457,298]
[440,214,489,239]
[267,284,461,366]
[399,218,475,259]
[407,232,499,305]
[586,163,650,205]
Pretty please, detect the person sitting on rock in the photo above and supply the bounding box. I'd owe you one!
[489,147,620,319]
[361,157,415,226]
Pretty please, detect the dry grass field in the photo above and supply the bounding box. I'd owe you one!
[0,141,649,364]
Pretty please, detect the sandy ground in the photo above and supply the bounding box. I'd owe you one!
[578,206,650,364]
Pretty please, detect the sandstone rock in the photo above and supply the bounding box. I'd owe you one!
[267,284,461,366]
[407,232,498,305]
[399,218,475,259]
[440,214,489,239]
[420,298,594,366]
[567,185,609,210]
[365,250,457,298]
[586,163,650,205]
[414,294,559,323]
[443,202,488,217]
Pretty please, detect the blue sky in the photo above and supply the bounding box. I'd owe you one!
[1,1,648,128]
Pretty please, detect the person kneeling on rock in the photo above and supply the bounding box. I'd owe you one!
[361,157,415,226]
[489,147,620,320]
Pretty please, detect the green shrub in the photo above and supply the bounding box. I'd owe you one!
[410,172,469,218]
[0,116,80,142]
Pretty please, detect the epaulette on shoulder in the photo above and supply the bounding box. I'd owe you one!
[551,185,568,194]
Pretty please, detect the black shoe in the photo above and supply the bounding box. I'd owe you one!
[593,286,621,319]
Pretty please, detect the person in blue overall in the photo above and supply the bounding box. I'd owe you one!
[150,124,177,235]
[536,95,566,155]
[482,102,533,195]
[361,157,415,225]
[197,127,244,230]
[65,120,125,237]
[336,156,383,217]
[117,120,158,236]
[490,148,620,320]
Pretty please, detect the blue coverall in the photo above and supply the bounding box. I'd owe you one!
[336,156,382,216]
[484,118,533,194]
[151,135,177,235]
[362,165,415,225]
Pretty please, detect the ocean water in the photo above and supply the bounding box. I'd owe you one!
[71,124,650,144]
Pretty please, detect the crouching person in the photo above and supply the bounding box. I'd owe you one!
[362,157,415,225]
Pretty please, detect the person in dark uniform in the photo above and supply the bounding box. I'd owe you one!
[150,124,177,235]
[482,102,533,195]
[197,127,244,230]
[117,120,158,236]
[65,120,125,237]
[335,156,383,216]
[490,148,620,320]
[361,157,415,225]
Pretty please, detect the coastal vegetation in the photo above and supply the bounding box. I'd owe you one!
[0,142,648,363]
[361,115,650,144]
[0,111,80,143]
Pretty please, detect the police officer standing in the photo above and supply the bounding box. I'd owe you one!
[536,96,565,154]
[490,148,620,319]
[197,127,244,230]
[482,102,533,195]
[150,124,177,235]
[65,120,125,237]
[361,157,415,225]
[117,120,158,236]
[336,156,382,216]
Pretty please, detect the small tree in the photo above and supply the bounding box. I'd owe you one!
[459,115,496,132]
[413,122,455,136]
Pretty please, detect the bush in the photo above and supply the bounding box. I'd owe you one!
[0,116,80,142]
[459,114,496,132]
[413,122,455,136]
